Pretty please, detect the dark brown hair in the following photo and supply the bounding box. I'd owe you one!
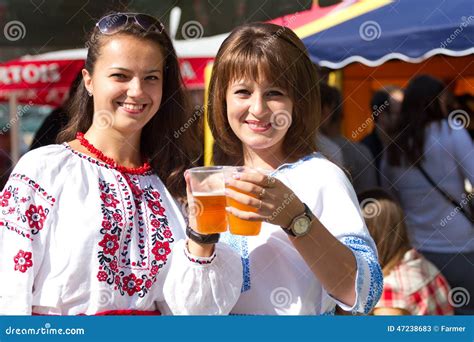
[386,75,446,166]
[57,12,201,201]
[207,22,321,165]
[358,188,411,275]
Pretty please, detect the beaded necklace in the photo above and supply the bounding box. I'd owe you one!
[76,132,151,175]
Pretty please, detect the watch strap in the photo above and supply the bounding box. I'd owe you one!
[186,225,220,244]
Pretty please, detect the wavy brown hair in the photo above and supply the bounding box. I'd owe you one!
[57,12,201,201]
[358,188,411,275]
[207,22,320,165]
[386,75,446,166]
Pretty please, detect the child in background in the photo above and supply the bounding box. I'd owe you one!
[359,188,454,315]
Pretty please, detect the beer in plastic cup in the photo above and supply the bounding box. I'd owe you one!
[188,166,228,234]
[224,167,269,236]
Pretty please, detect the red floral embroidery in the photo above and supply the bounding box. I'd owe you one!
[98,234,119,255]
[122,274,143,296]
[150,219,161,228]
[25,204,46,231]
[14,250,33,273]
[151,265,159,276]
[1,190,11,207]
[97,178,173,298]
[97,271,108,282]
[100,192,119,208]
[102,220,112,230]
[152,241,171,261]
[110,260,118,272]
[147,200,164,215]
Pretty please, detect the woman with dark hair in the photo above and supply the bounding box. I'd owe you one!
[359,188,453,315]
[207,22,382,315]
[384,75,474,314]
[0,12,242,315]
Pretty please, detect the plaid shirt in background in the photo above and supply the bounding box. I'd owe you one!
[376,249,454,315]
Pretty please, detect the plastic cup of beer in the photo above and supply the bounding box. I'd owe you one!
[224,167,268,236]
[188,166,228,234]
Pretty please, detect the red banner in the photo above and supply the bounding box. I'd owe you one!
[179,57,214,90]
[0,59,84,107]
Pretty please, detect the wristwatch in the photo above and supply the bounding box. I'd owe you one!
[281,203,315,237]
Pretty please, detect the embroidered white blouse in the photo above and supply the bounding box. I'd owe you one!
[0,144,243,315]
[223,153,383,315]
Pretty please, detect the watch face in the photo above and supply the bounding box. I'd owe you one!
[293,217,311,236]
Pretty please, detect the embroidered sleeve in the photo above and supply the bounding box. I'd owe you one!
[335,236,383,314]
[309,160,383,315]
[162,239,243,315]
[0,174,55,314]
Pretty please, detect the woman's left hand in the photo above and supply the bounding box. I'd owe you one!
[225,169,305,228]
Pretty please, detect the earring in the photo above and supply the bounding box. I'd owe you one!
[87,91,93,97]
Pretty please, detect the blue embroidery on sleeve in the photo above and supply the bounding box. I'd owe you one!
[341,236,383,314]
[221,232,251,292]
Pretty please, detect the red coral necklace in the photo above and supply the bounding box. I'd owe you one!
[76,132,151,175]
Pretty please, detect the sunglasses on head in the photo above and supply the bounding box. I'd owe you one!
[96,13,165,35]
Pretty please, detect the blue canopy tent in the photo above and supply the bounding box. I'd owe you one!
[301,0,474,68]
[280,0,474,139]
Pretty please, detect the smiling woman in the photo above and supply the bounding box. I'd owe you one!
[207,22,383,315]
[0,12,243,316]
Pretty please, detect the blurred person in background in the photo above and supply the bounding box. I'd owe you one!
[383,75,474,315]
[362,86,404,186]
[319,83,376,194]
[359,188,453,316]
[315,132,344,168]
[456,94,474,140]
